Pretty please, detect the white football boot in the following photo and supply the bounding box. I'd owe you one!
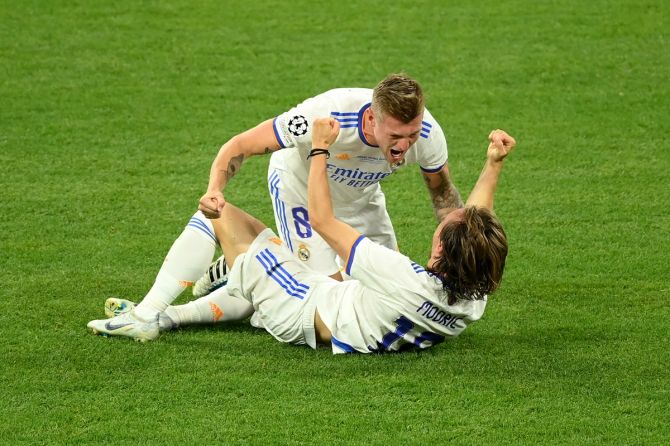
[104,298,175,332]
[87,310,160,342]
[192,255,228,297]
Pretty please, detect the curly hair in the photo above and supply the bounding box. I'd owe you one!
[430,207,508,305]
[372,73,425,123]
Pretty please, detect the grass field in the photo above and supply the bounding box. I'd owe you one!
[1,0,668,444]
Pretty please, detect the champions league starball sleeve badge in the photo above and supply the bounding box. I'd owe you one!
[287,115,309,137]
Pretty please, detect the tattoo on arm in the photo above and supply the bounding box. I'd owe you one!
[223,153,245,183]
[423,170,464,221]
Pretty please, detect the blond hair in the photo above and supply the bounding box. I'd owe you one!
[371,73,425,123]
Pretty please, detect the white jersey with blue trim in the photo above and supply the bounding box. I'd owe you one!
[271,88,448,209]
[313,236,487,354]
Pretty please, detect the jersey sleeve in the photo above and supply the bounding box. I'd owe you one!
[272,94,334,153]
[416,113,449,173]
[346,236,426,296]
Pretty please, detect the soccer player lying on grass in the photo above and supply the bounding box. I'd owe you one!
[91,74,461,336]
[88,126,515,353]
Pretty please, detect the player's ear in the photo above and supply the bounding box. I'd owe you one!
[367,108,376,127]
[434,241,444,258]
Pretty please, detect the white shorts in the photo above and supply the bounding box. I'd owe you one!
[225,228,339,349]
[267,167,397,276]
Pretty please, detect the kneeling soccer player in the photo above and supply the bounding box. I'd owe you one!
[88,123,515,353]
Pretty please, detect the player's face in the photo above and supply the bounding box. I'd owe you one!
[427,208,466,269]
[372,112,424,165]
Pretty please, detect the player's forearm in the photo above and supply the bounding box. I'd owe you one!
[465,159,504,210]
[307,153,336,230]
[423,169,464,221]
[430,183,463,221]
[207,119,280,193]
[207,137,247,193]
[307,150,361,262]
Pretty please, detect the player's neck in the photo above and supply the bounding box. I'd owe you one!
[362,108,377,145]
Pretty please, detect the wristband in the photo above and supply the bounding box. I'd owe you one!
[307,148,330,159]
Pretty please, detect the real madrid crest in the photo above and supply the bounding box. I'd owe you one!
[297,243,310,261]
[288,115,309,136]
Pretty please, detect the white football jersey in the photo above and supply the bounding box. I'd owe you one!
[271,88,448,209]
[313,236,487,354]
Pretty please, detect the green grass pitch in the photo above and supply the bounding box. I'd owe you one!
[1,1,668,444]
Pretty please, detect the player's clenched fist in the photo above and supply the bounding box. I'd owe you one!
[199,190,226,219]
[311,117,341,149]
[487,129,516,162]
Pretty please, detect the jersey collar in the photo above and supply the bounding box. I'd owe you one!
[357,102,378,148]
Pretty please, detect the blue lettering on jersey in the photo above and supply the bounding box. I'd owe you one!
[416,301,462,329]
[326,163,391,188]
[368,315,445,353]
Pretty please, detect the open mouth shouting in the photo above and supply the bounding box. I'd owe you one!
[389,147,405,162]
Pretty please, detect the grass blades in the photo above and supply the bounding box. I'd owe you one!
[1,1,668,444]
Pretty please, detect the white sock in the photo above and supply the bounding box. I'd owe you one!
[163,286,254,326]
[134,212,218,320]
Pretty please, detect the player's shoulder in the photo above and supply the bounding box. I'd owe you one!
[420,107,444,135]
[287,88,371,116]
[318,88,373,111]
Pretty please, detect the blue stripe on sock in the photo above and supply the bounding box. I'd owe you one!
[187,224,217,243]
[188,217,215,238]
[187,218,217,243]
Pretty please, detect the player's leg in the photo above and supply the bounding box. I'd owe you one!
[88,211,218,340]
[161,287,254,328]
[103,286,255,331]
[164,198,270,327]
[131,211,219,320]
[155,199,266,327]
[211,202,267,268]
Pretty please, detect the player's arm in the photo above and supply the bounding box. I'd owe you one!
[421,164,464,221]
[307,118,361,263]
[199,119,281,218]
[466,129,516,210]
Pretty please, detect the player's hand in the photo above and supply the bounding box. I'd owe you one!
[198,190,226,219]
[311,117,340,149]
[487,129,516,162]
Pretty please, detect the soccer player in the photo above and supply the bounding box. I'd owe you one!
[198,73,462,281]
[88,127,515,352]
[96,73,462,330]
